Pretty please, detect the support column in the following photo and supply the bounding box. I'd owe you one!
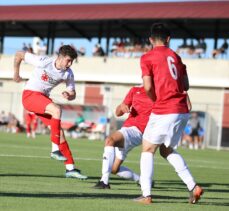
[106,21,111,56]
[213,20,220,50]
[0,23,5,54]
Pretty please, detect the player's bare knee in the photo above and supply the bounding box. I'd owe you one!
[105,136,115,146]
[52,104,62,118]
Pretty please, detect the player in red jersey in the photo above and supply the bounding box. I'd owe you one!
[134,23,203,204]
[25,110,38,138]
[93,85,154,189]
[13,45,87,179]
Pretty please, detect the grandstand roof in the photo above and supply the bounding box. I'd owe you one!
[0,1,229,39]
[0,1,229,21]
[0,1,229,54]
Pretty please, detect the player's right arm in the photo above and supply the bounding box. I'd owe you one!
[115,103,130,117]
[13,51,25,83]
[141,55,156,102]
[115,87,134,117]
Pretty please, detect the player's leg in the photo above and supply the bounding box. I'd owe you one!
[160,145,203,203]
[22,91,62,145]
[94,130,124,189]
[31,115,37,138]
[112,127,142,183]
[160,145,196,190]
[25,114,32,138]
[22,90,66,161]
[45,103,62,145]
[36,113,67,161]
[134,113,165,204]
[134,140,158,205]
[135,113,188,204]
[161,113,203,204]
[112,156,140,183]
[59,129,87,179]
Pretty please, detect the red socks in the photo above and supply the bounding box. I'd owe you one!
[59,141,74,165]
[50,118,74,165]
[50,118,61,145]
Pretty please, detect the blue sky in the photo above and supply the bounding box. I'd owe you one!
[0,0,226,58]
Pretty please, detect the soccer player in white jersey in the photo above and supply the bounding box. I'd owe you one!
[93,86,154,189]
[13,45,87,179]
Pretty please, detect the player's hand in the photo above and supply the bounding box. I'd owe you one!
[62,91,70,99]
[13,74,22,83]
[120,103,130,113]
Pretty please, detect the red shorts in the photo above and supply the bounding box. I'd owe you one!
[22,90,52,126]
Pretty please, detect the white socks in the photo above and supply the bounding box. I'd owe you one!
[167,151,196,191]
[101,146,115,185]
[52,143,59,152]
[140,152,154,197]
[116,166,140,182]
[65,164,75,171]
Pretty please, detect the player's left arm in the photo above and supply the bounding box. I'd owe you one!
[64,70,76,101]
[115,103,130,117]
[185,91,192,111]
[141,55,156,102]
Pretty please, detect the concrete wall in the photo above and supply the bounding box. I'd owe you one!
[0,55,228,148]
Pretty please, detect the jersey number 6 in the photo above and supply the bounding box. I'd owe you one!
[167,56,178,80]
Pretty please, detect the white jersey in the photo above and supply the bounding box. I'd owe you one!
[24,52,75,96]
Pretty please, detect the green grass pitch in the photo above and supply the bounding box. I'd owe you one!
[0,132,229,211]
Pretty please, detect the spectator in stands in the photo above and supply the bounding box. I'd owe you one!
[77,47,86,56]
[39,42,47,56]
[176,39,189,55]
[212,39,228,58]
[27,44,33,53]
[93,44,105,57]
[187,40,196,56]
[110,40,118,56]
[34,41,41,55]
[22,43,28,52]
[194,38,207,58]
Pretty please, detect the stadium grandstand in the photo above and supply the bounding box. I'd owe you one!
[0,1,229,149]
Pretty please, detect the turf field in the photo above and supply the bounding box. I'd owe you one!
[0,132,229,211]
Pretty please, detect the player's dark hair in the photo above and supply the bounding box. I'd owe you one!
[58,45,78,60]
[150,23,171,43]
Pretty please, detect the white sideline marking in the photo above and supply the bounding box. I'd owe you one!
[0,143,225,165]
[0,154,229,170]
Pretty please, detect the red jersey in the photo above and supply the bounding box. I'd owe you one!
[141,46,189,114]
[122,86,154,133]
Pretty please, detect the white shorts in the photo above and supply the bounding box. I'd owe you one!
[143,113,189,148]
[115,126,142,160]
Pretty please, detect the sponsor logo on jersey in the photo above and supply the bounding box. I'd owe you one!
[41,70,60,85]
[41,71,49,82]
